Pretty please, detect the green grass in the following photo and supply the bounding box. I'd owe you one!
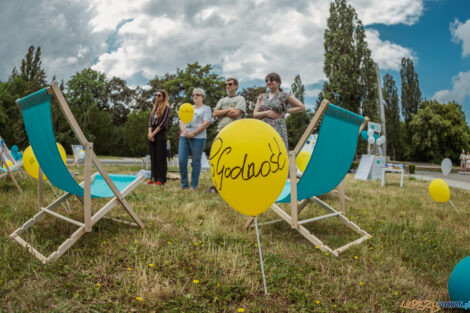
[1,166,469,312]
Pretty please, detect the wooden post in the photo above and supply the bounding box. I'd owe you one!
[38,167,44,210]
[337,179,345,213]
[289,151,298,229]
[83,142,93,232]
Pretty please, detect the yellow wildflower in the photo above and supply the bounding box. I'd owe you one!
[96,283,101,287]
[127,267,132,271]
[238,309,245,312]
[149,263,154,268]
[136,297,143,302]
[193,279,199,284]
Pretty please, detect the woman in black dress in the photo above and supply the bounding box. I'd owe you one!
[147,90,170,185]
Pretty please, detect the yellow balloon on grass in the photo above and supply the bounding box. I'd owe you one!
[178,103,194,124]
[296,151,311,173]
[2,159,13,169]
[23,143,66,180]
[209,119,288,216]
[429,178,450,202]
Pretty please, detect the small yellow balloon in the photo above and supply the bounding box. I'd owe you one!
[429,178,450,203]
[2,159,13,169]
[209,119,288,216]
[23,143,67,180]
[178,103,194,124]
[296,151,311,173]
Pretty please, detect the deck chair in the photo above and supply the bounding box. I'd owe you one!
[0,136,24,192]
[246,99,371,256]
[10,82,144,264]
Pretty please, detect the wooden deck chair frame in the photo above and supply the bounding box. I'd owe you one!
[0,137,24,192]
[246,99,371,256]
[10,82,144,264]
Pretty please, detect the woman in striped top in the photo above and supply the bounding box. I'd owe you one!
[147,89,170,185]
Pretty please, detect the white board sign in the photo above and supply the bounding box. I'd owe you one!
[370,156,386,180]
[355,155,375,180]
[368,122,382,134]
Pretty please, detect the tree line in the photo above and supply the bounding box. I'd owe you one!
[1,0,468,164]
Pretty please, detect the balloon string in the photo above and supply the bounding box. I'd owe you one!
[448,200,461,215]
[254,216,268,297]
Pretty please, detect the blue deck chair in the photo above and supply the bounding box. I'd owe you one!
[247,100,371,256]
[0,136,24,192]
[10,82,144,264]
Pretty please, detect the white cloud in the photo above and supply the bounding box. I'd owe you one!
[365,29,415,71]
[1,0,423,87]
[433,71,470,104]
[351,0,423,25]
[451,18,470,57]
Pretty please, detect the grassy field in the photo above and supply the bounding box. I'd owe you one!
[1,165,469,312]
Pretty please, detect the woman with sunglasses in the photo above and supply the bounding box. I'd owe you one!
[178,88,212,189]
[147,90,170,185]
[253,73,305,148]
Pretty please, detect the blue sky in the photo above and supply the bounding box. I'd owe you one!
[1,0,469,120]
[367,0,470,117]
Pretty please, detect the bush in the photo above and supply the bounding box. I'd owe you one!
[408,164,416,174]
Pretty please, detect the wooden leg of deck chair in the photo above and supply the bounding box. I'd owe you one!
[337,179,345,213]
[38,167,44,209]
[289,152,298,229]
[1,151,22,192]
[47,227,86,263]
[83,143,93,232]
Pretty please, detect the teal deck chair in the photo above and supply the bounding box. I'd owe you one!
[0,136,24,192]
[10,82,144,264]
[247,100,371,256]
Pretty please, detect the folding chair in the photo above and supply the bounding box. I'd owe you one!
[246,99,371,256]
[71,144,84,166]
[10,82,145,264]
[0,136,24,192]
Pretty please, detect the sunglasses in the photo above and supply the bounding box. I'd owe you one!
[265,77,277,83]
[156,94,163,98]
[225,82,234,87]
[192,94,203,98]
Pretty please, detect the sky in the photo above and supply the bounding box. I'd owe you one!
[1,0,469,118]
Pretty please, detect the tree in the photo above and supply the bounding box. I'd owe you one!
[408,100,469,163]
[286,74,311,150]
[3,45,49,148]
[321,0,378,120]
[107,77,133,125]
[65,69,112,153]
[240,86,266,116]
[382,74,401,160]
[400,57,422,125]
[123,110,151,157]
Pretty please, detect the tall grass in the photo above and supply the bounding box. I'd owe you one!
[1,166,469,312]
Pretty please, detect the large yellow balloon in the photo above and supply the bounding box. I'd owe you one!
[296,151,311,173]
[429,178,450,203]
[23,143,66,180]
[210,119,288,216]
[178,103,194,124]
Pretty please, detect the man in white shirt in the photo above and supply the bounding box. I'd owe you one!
[209,78,247,193]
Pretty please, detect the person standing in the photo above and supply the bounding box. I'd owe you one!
[178,88,212,189]
[460,149,466,171]
[209,77,246,192]
[147,90,170,185]
[213,78,246,132]
[253,73,305,149]
[166,139,171,163]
